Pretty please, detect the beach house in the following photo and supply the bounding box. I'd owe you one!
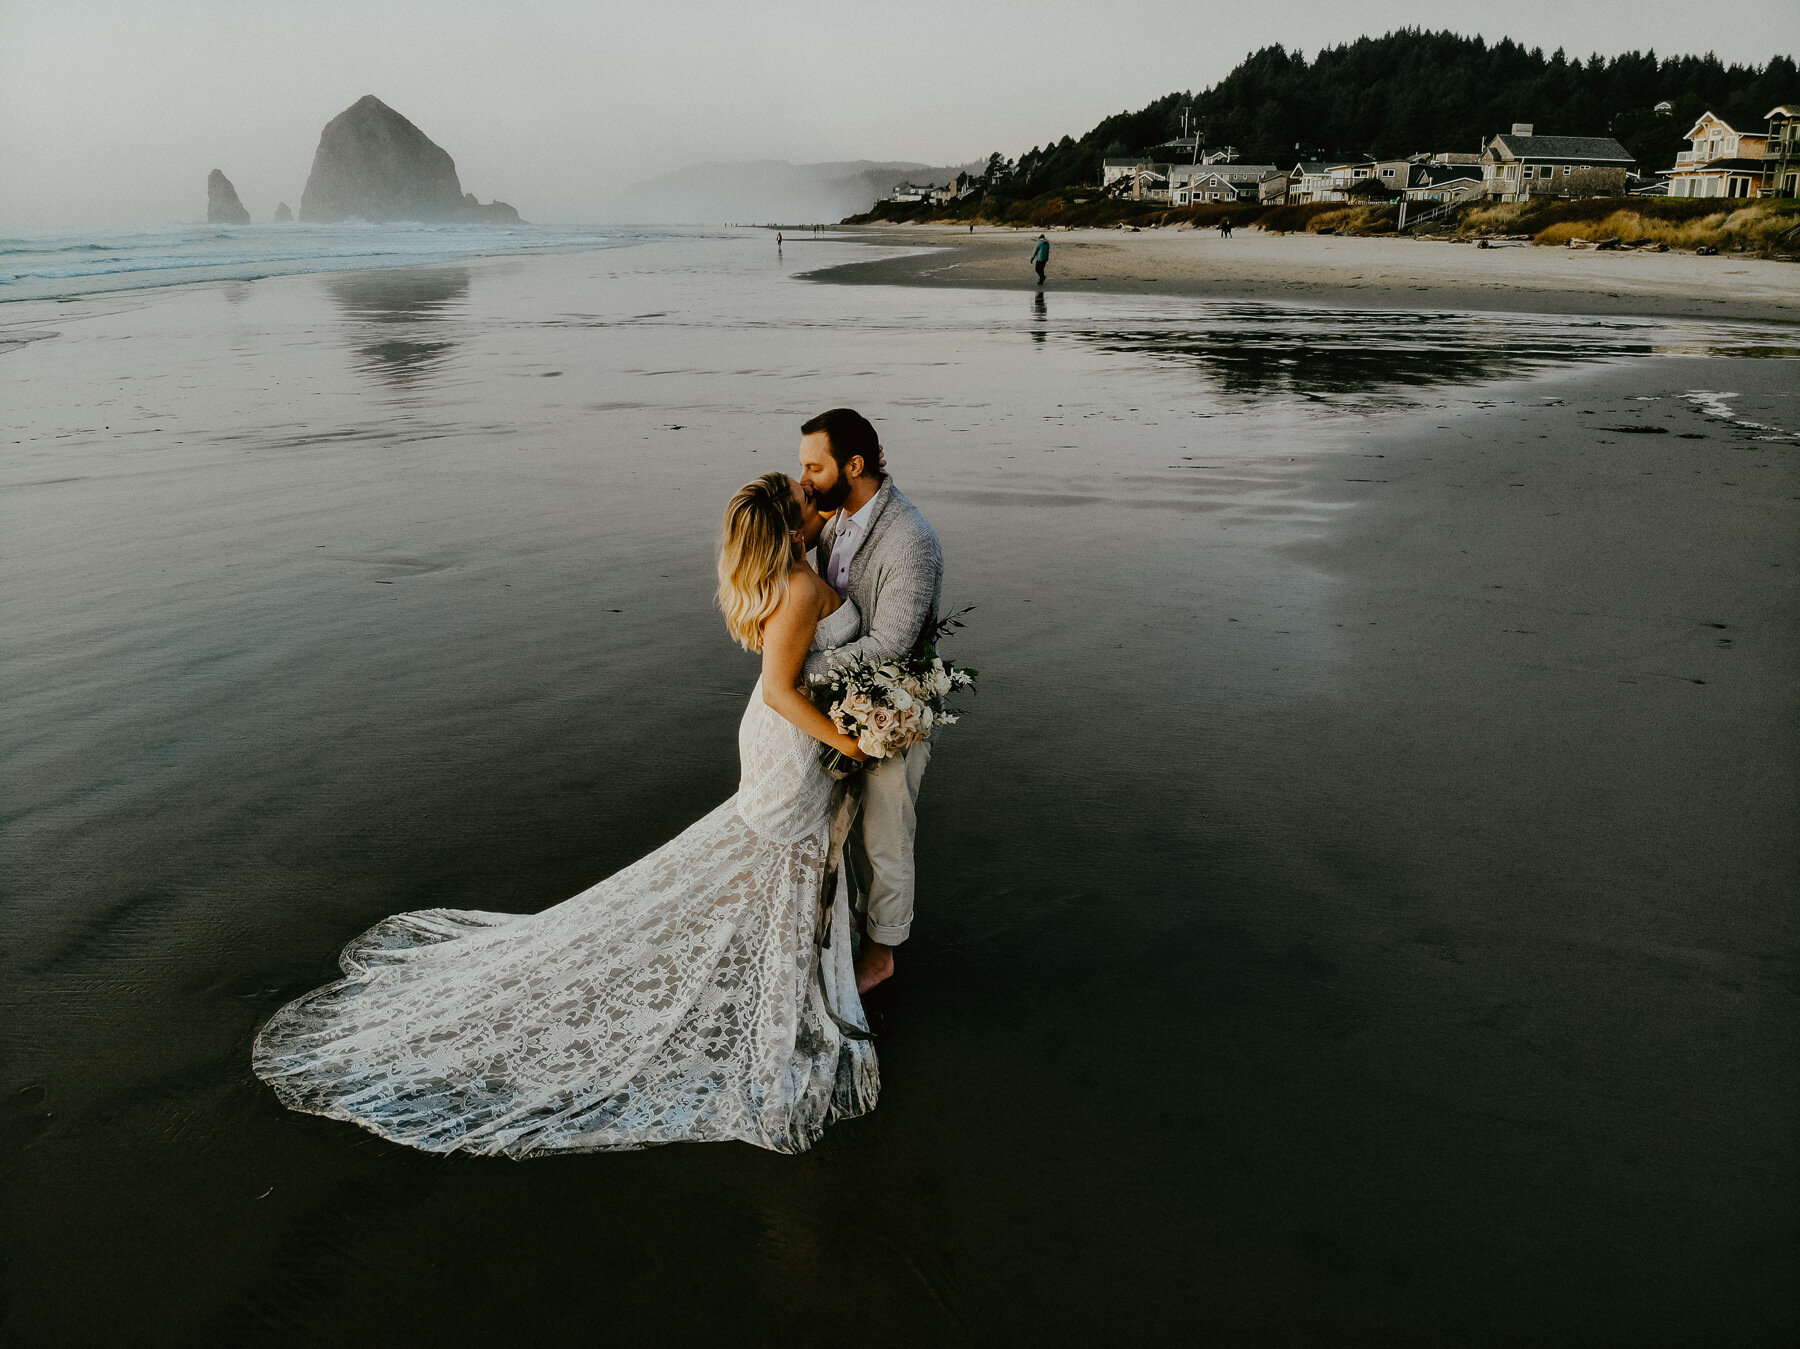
[1170,163,1278,204]
[1345,157,1486,205]
[1767,106,1800,197]
[1100,158,1138,189]
[1371,159,1412,191]
[1481,126,1634,202]
[1102,159,1173,201]
[1285,160,1377,204]
[1257,172,1292,205]
[1666,112,1771,198]
[884,182,959,205]
[1403,162,1485,203]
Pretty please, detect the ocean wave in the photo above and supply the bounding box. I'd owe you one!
[0,223,698,301]
[0,241,117,255]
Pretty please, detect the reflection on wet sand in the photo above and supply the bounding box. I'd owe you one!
[324,266,470,387]
[1070,305,1800,399]
[1030,290,1047,343]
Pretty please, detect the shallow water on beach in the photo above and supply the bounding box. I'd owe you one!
[3,235,1796,1343]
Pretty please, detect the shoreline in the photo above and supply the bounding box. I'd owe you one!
[803,224,1800,325]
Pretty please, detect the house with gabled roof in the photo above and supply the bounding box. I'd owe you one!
[1481,125,1634,202]
[1170,162,1278,205]
[1102,159,1173,200]
[1405,162,1485,203]
[1286,159,1378,203]
[1666,112,1771,198]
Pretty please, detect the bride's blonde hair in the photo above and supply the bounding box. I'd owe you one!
[717,472,804,651]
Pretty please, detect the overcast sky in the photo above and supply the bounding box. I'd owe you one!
[1,0,1790,227]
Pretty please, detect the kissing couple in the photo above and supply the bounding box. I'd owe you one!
[253,407,946,1157]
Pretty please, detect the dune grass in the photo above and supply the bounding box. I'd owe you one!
[1448,196,1800,254]
[1532,204,1800,252]
[853,192,1800,255]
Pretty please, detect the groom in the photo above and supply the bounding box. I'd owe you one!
[797,408,944,995]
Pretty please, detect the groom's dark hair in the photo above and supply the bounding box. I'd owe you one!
[801,408,885,482]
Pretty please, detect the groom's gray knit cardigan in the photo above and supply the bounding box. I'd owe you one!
[804,478,943,683]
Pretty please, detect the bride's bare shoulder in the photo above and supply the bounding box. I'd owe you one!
[795,563,839,618]
[766,566,827,632]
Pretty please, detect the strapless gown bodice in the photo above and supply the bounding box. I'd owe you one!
[738,598,860,842]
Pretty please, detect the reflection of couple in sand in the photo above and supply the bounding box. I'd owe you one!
[254,408,946,1156]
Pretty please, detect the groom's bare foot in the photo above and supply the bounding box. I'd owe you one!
[855,941,895,995]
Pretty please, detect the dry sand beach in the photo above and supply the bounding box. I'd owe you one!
[811,223,1800,324]
[3,231,1797,1343]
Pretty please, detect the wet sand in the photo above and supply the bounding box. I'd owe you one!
[2,237,1796,1344]
[807,224,1800,324]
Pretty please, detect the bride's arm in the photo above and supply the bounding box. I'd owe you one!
[761,581,867,759]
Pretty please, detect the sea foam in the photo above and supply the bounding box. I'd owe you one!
[0,221,676,301]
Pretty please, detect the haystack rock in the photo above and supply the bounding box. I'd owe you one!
[298,95,522,224]
[273,201,293,222]
[207,169,251,224]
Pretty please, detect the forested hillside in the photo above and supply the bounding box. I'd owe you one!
[975,31,1796,199]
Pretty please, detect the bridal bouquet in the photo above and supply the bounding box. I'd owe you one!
[817,608,978,778]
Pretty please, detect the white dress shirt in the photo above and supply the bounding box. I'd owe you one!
[826,495,878,596]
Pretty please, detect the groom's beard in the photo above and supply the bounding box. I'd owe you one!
[810,475,851,512]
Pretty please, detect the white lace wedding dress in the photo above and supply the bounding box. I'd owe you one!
[253,600,876,1157]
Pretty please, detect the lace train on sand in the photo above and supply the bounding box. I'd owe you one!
[253,604,875,1157]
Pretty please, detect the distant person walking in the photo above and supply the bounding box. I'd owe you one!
[1030,234,1049,285]
[1219,217,1233,238]
[777,232,784,249]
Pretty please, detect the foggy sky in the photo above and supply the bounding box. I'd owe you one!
[1,0,1790,228]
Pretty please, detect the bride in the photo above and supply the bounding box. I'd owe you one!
[253,472,878,1157]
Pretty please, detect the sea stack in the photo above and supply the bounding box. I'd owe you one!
[273,201,293,222]
[206,170,251,224]
[297,95,522,224]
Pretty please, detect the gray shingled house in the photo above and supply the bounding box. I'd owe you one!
[1481,124,1635,202]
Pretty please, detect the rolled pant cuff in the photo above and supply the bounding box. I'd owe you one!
[865,919,911,946]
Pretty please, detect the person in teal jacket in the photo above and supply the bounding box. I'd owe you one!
[1030,234,1049,285]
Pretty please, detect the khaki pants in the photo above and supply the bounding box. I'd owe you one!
[848,739,930,945]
